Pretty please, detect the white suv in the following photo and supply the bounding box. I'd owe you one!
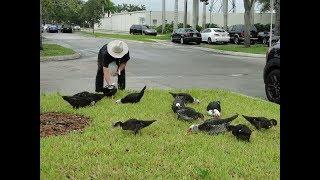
[201,28,230,44]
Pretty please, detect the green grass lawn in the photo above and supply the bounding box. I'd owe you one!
[40,44,76,57]
[81,31,171,42]
[201,44,268,54]
[41,89,279,179]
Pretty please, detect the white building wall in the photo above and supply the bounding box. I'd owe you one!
[202,12,275,27]
[95,11,275,32]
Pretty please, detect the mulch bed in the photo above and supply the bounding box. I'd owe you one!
[40,112,90,138]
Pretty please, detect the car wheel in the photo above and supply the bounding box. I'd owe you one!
[234,36,239,44]
[180,37,184,44]
[196,41,201,45]
[265,69,280,104]
[171,36,174,42]
[262,38,267,44]
[207,37,212,44]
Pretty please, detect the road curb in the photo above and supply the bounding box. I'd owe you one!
[153,40,266,58]
[194,46,266,58]
[40,52,81,62]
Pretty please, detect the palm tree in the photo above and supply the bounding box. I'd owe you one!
[243,0,256,47]
[183,0,187,28]
[174,0,178,31]
[201,0,209,28]
[103,0,116,17]
[257,0,280,36]
[162,0,165,34]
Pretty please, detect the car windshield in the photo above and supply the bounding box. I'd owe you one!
[185,28,198,33]
[213,29,225,32]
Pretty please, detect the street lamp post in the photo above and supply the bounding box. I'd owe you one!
[150,11,152,26]
[269,0,274,47]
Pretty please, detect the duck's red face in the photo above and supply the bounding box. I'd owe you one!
[198,113,204,120]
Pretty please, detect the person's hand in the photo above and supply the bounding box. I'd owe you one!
[112,69,121,76]
[105,83,116,89]
[111,70,118,76]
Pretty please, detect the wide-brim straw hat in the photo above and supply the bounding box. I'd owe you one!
[107,40,129,58]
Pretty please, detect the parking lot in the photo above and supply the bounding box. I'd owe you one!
[41,32,267,99]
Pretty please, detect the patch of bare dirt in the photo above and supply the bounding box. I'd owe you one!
[40,112,90,138]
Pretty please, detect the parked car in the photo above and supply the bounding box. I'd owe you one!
[61,25,73,33]
[43,24,52,31]
[228,24,258,44]
[47,25,59,33]
[73,25,81,31]
[129,25,157,36]
[57,24,63,32]
[171,28,202,44]
[201,28,230,44]
[263,39,280,104]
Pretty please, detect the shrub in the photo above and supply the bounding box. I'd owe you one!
[205,23,219,28]
[195,25,203,32]
[254,23,275,32]
[156,23,174,34]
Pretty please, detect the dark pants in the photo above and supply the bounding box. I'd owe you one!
[95,61,126,92]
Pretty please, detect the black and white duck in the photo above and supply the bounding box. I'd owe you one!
[242,115,277,130]
[113,119,156,134]
[169,92,200,104]
[176,107,204,121]
[206,101,221,118]
[227,124,252,142]
[116,86,146,104]
[187,114,239,135]
[171,96,186,113]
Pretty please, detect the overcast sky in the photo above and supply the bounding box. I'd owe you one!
[83,0,264,13]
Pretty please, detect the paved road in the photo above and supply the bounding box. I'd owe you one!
[41,32,267,99]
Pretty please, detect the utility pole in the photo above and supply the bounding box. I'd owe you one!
[184,0,188,28]
[162,0,166,34]
[269,0,274,47]
[174,0,178,30]
[223,0,228,30]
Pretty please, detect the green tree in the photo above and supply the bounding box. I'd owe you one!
[103,0,116,17]
[41,0,84,25]
[115,3,146,13]
[257,0,280,36]
[81,0,105,34]
[243,0,256,47]
[200,0,209,28]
